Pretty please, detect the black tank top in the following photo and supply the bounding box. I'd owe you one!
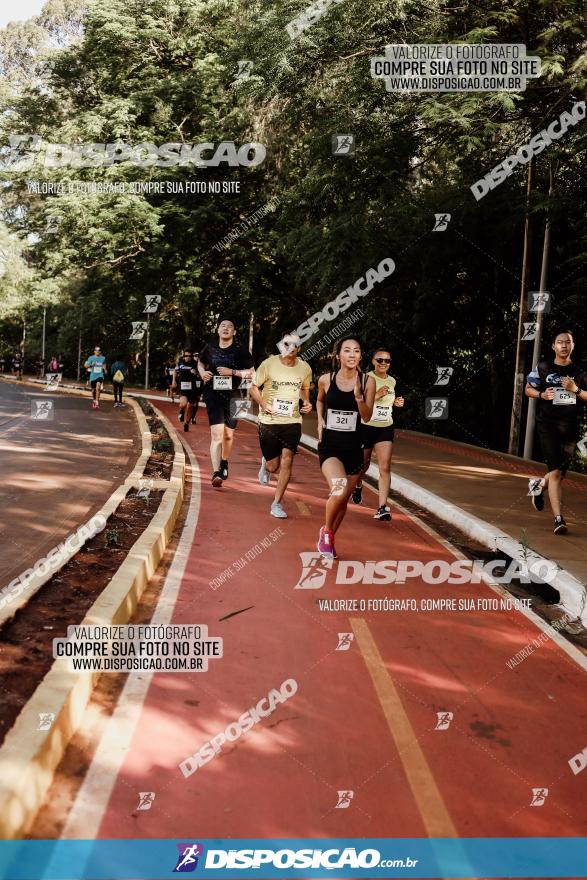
[321,372,361,448]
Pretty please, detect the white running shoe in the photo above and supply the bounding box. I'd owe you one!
[270,501,288,518]
[258,457,270,486]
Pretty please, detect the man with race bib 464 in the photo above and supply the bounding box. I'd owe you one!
[198,319,255,488]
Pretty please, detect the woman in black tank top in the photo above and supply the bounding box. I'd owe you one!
[316,337,376,559]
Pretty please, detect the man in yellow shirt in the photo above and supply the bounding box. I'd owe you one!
[250,333,312,518]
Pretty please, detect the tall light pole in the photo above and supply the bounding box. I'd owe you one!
[143,295,161,390]
[41,306,47,376]
[508,158,535,455]
[523,161,555,459]
[145,312,150,390]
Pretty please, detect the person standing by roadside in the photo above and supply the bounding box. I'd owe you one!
[351,347,405,520]
[250,333,312,518]
[84,345,107,409]
[198,319,255,487]
[526,328,587,534]
[316,337,375,558]
[110,354,128,408]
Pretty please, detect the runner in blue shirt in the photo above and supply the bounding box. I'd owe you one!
[84,346,107,409]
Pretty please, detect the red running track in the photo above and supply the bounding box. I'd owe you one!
[68,405,587,842]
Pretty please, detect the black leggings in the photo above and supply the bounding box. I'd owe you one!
[113,381,124,403]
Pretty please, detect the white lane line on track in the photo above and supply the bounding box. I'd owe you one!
[58,437,201,840]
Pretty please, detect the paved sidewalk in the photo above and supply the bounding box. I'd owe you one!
[389,430,587,587]
[0,378,141,592]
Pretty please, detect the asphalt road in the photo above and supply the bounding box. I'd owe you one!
[0,378,141,592]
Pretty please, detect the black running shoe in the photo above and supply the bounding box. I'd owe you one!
[191,416,196,424]
[220,459,229,481]
[178,411,184,422]
[183,421,189,432]
[374,505,392,521]
[554,515,568,535]
[212,471,223,488]
[351,484,362,505]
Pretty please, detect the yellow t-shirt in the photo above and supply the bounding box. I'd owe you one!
[254,355,312,425]
[362,371,396,427]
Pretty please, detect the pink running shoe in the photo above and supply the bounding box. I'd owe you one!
[317,526,335,560]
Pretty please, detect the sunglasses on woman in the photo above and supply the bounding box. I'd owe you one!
[375,357,391,364]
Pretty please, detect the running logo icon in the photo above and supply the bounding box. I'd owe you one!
[136,478,154,500]
[294,552,334,589]
[173,843,204,872]
[144,294,162,314]
[31,400,54,420]
[528,479,543,497]
[277,333,302,356]
[435,711,453,730]
[332,134,355,155]
[522,322,538,341]
[130,321,148,340]
[425,398,448,419]
[530,788,548,806]
[230,398,253,420]
[335,790,354,809]
[434,367,453,386]
[329,477,347,497]
[336,633,354,651]
[136,791,156,811]
[528,291,551,314]
[433,213,451,231]
[46,373,61,390]
[37,712,55,731]
[577,437,587,458]
[45,215,60,233]
[235,60,253,80]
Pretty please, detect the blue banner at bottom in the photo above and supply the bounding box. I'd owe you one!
[0,838,585,879]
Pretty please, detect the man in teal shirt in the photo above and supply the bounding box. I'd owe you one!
[84,345,107,409]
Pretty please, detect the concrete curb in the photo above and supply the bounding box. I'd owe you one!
[0,393,151,627]
[0,402,185,840]
[295,427,587,625]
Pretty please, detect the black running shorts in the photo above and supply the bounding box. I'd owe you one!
[318,443,363,475]
[179,389,201,405]
[361,423,395,449]
[258,422,302,461]
[537,420,579,475]
[204,389,240,429]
